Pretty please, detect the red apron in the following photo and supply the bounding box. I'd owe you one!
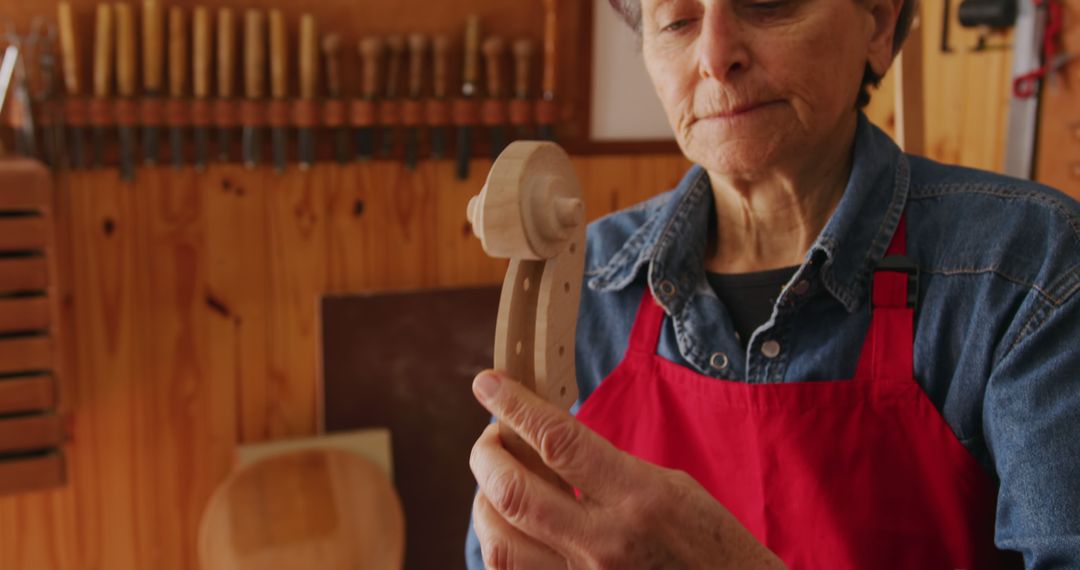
[576,218,1022,569]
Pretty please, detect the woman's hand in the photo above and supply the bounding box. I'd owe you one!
[469,370,787,570]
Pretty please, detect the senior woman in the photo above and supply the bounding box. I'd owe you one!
[465,0,1080,567]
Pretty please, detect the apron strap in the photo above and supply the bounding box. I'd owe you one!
[628,286,666,354]
[855,214,917,383]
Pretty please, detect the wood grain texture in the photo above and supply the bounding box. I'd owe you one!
[0,415,66,454]
[0,375,56,415]
[1035,0,1080,200]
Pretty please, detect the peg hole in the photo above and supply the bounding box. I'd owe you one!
[564,282,570,293]
[515,341,523,355]
[569,242,577,254]
[560,386,567,397]
[558,345,565,357]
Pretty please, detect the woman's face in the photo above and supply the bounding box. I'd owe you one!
[641,0,897,179]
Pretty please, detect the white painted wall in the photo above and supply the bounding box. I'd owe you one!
[590,0,675,141]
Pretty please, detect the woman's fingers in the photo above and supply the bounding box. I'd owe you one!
[473,370,634,503]
[470,422,589,557]
[473,492,568,569]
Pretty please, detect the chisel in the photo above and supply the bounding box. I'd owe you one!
[456,15,481,180]
[430,34,449,160]
[511,38,534,141]
[241,9,264,169]
[115,2,137,180]
[297,13,317,171]
[538,0,558,141]
[381,35,404,158]
[404,33,426,171]
[58,1,85,169]
[192,6,210,171]
[91,3,113,169]
[216,7,236,162]
[482,36,507,159]
[355,37,383,161]
[141,0,164,165]
[167,6,187,169]
[321,34,348,163]
[268,9,288,173]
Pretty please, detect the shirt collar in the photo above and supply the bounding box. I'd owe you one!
[588,113,910,315]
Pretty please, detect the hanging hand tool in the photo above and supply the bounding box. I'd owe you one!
[356,37,383,161]
[297,13,318,171]
[91,3,113,168]
[538,0,558,141]
[268,9,288,173]
[167,6,187,169]
[216,7,236,162]
[429,34,449,160]
[321,33,349,163]
[511,38,534,141]
[115,2,137,180]
[141,0,164,165]
[482,36,507,159]
[404,33,427,170]
[192,6,210,171]
[456,15,481,180]
[241,9,264,169]
[36,21,66,169]
[58,2,85,169]
[381,35,405,158]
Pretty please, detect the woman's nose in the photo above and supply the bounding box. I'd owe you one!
[698,5,751,81]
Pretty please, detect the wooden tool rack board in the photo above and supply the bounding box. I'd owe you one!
[0,0,648,165]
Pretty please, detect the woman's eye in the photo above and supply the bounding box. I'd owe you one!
[662,18,693,33]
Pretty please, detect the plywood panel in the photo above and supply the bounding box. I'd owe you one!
[0,375,56,414]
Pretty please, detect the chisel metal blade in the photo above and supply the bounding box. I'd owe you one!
[298,127,314,170]
[356,127,374,161]
[194,127,208,171]
[119,125,136,180]
[143,124,160,165]
[431,126,445,160]
[272,126,287,173]
[456,125,471,180]
[170,126,184,168]
[70,126,86,169]
[241,125,260,169]
[405,127,419,170]
[92,126,107,168]
[218,126,232,162]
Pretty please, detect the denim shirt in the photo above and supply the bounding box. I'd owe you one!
[466,114,1080,568]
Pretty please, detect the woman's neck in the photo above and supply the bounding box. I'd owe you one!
[704,122,856,275]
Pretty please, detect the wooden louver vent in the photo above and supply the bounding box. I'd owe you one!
[0,159,66,496]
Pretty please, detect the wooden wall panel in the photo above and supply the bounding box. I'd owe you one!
[1035,1,1080,200]
[0,154,689,570]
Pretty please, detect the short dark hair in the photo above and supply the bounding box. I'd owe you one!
[607,0,919,108]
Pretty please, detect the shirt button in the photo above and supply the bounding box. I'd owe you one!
[761,340,781,359]
[658,280,677,297]
[792,279,810,295]
[709,352,729,371]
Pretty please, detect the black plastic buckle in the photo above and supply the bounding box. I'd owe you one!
[875,255,920,309]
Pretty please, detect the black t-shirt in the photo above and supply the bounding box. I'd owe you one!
[706,266,800,347]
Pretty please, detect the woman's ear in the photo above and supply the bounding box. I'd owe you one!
[866,0,906,77]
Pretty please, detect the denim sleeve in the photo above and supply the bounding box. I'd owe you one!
[465,501,485,569]
[985,289,1080,566]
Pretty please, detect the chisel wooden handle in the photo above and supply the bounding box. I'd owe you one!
[143,0,164,93]
[433,34,449,100]
[298,14,317,100]
[168,7,187,98]
[57,2,80,96]
[463,15,481,94]
[93,4,113,98]
[384,35,404,100]
[321,34,343,98]
[193,7,210,99]
[217,8,236,99]
[268,9,287,100]
[542,0,557,98]
[407,34,427,99]
[115,2,136,97]
[513,39,534,100]
[482,37,505,99]
[359,37,384,99]
[243,10,264,99]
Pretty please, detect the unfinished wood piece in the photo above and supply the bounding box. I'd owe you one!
[467,141,585,479]
[235,429,393,479]
[0,414,66,454]
[0,296,52,334]
[198,448,404,570]
[0,375,55,415]
[0,452,65,497]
